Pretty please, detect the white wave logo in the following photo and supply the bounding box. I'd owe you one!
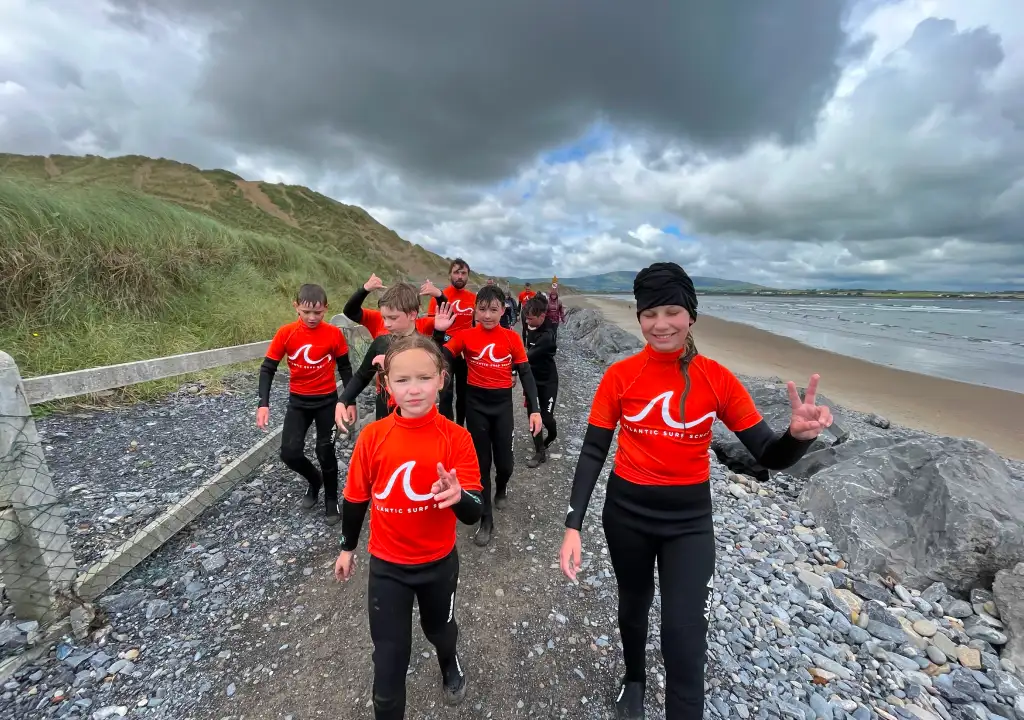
[448,299,474,315]
[471,343,512,363]
[287,343,332,365]
[622,391,717,430]
[374,460,435,502]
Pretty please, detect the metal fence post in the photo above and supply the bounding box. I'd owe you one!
[0,351,78,624]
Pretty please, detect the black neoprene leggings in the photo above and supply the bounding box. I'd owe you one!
[601,473,715,719]
[368,549,460,720]
[279,396,338,499]
[465,386,514,518]
[439,356,469,426]
[529,380,558,451]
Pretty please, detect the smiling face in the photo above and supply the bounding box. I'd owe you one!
[638,305,692,353]
[475,299,503,330]
[384,347,446,418]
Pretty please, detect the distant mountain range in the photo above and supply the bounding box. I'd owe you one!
[507,270,768,293]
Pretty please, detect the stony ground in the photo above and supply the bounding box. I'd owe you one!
[4,321,1024,719]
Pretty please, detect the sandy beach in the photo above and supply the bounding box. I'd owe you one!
[569,295,1024,461]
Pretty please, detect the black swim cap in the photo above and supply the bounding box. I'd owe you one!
[633,262,698,319]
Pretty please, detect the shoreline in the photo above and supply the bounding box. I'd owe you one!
[568,295,1024,461]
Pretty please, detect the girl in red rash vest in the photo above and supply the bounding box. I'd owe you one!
[335,333,484,719]
[559,262,833,720]
[432,286,543,547]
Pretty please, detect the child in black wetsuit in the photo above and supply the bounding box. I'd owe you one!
[523,295,558,468]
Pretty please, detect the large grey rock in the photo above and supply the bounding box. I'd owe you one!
[994,563,1024,675]
[799,436,1024,593]
[561,307,643,365]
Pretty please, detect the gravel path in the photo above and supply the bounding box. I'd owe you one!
[4,327,1024,719]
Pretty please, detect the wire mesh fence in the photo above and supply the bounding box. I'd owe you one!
[0,320,370,666]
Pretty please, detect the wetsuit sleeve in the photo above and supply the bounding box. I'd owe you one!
[565,368,621,530]
[565,425,615,531]
[340,431,373,551]
[258,326,290,408]
[515,362,541,415]
[734,421,815,470]
[449,428,484,525]
[258,357,280,408]
[335,352,353,388]
[339,336,383,406]
[343,287,371,324]
[711,360,814,469]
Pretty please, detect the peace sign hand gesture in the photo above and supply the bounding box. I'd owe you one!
[787,373,833,441]
[432,463,463,509]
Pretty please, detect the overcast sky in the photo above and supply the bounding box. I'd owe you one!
[2,0,1022,290]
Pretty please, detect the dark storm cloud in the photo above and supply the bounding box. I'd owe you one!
[109,0,854,183]
[665,18,1024,248]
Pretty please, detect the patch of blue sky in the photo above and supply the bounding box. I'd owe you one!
[540,120,615,166]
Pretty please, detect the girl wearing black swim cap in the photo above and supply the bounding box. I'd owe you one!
[558,262,833,719]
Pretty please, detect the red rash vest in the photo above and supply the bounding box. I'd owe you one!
[343,406,483,565]
[589,346,762,487]
[428,286,477,335]
[266,320,349,396]
[358,309,435,339]
[444,325,528,390]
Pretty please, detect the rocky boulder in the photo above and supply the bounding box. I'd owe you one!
[994,564,1024,672]
[560,307,643,365]
[799,436,1024,593]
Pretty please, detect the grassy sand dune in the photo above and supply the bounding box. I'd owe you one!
[0,153,481,400]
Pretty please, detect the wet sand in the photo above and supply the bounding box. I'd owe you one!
[569,295,1023,460]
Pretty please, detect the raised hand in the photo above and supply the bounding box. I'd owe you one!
[371,354,385,368]
[787,374,833,440]
[434,302,455,332]
[431,462,463,508]
[420,279,440,297]
[363,273,386,292]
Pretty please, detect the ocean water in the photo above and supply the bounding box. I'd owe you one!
[597,295,1024,394]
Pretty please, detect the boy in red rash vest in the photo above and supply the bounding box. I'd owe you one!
[427,258,477,425]
[257,284,353,525]
[432,286,543,547]
[335,334,483,720]
[558,262,834,720]
[343,272,444,338]
[337,282,432,427]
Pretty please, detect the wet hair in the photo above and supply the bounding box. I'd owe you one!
[475,284,505,308]
[382,333,447,377]
[449,257,470,273]
[524,296,547,317]
[378,282,420,314]
[295,283,328,307]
